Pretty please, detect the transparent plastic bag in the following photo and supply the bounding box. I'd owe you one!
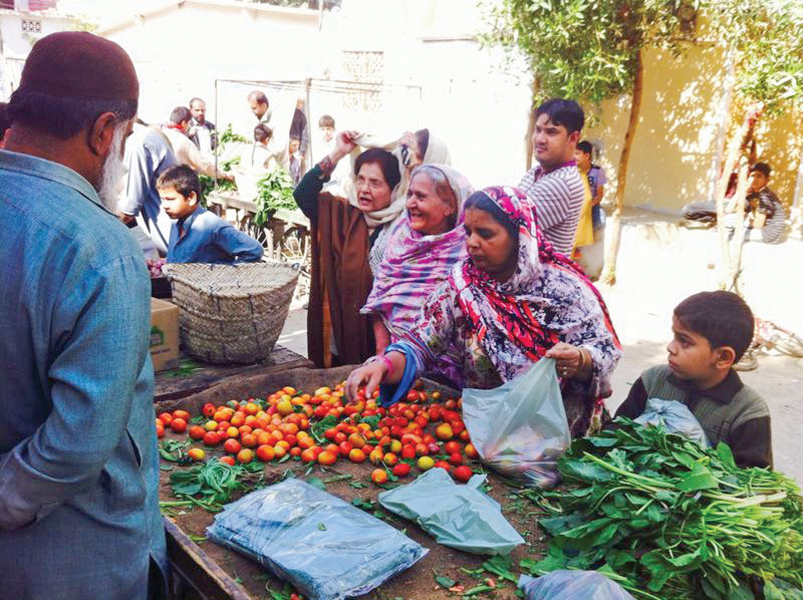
[206,479,427,600]
[462,358,570,488]
[635,398,709,447]
[518,571,635,600]
[378,469,524,555]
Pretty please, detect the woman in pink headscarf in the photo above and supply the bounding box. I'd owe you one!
[361,164,473,386]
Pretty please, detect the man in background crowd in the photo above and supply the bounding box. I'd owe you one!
[188,96,216,155]
[119,119,178,254]
[248,90,271,125]
[0,31,166,598]
[518,98,586,256]
[162,106,232,181]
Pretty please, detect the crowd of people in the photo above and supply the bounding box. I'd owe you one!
[0,32,781,598]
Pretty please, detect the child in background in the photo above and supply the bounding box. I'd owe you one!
[158,165,264,264]
[615,291,772,469]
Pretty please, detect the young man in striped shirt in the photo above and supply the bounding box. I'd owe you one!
[518,98,585,256]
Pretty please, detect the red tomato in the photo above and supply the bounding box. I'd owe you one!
[256,445,275,462]
[158,412,173,426]
[219,456,235,466]
[454,465,473,482]
[401,445,417,460]
[202,403,216,418]
[203,431,221,446]
[172,409,190,421]
[449,452,463,466]
[371,469,389,484]
[170,418,187,434]
[223,439,241,454]
[189,425,206,440]
[301,448,318,463]
[444,441,461,454]
[241,433,258,448]
[392,463,411,477]
[434,460,452,472]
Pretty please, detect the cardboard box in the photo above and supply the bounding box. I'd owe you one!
[150,298,180,372]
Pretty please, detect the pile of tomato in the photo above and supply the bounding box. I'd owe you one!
[156,383,479,484]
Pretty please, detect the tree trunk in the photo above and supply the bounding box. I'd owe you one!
[599,48,644,285]
[724,158,750,292]
[524,79,540,171]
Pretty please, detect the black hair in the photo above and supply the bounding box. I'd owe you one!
[750,162,771,178]
[156,164,202,201]
[6,90,136,140]
[248,90,268,107]
[254,123,272,143]
[674,291,754,361]
[289,135,301,142]
[353,147,401,190]
[463,191,519,242]
[535,98,585,134]
[576,140,593,155]
[188,97,204,107]
[169,106,192,125]
[318,114,335,128]
[414,128,430,161]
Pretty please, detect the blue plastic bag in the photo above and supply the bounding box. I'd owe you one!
[378,469,524,555]
[462,358,570,488]
[635,398,709,446]
[207,479,427,600]
[518,571,635,600]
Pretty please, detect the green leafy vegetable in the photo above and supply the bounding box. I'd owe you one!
[253,166,296,228]
[533,418,803,599]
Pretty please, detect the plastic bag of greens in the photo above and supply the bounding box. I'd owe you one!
[462,358,570,488]
[207,479,427,600]
[518,571,635,600]
[635,398,709,447]
[378,468,524,555]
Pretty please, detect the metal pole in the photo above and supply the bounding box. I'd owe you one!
[214,78,218,189]
[305,77,313,164]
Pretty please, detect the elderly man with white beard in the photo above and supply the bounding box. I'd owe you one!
[0,32,167,598]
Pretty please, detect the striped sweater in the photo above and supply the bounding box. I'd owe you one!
[518,164,585,256]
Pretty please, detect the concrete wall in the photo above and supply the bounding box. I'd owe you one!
[585,42,803,213]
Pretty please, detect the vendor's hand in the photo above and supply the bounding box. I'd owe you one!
[545,343,591,381]
[120,213,136,225]
[345,360,386,401]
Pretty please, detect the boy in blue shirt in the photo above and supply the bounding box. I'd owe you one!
[158,165,264,264]
[615,291,772,469]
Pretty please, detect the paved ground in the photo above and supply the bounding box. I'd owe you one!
[278,209,803,485]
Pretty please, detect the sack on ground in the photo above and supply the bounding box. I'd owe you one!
[378,468,524,555]
[635,398,709,446]
[207,479,427,600]
[462,358,570,488]
[518,570,635,600]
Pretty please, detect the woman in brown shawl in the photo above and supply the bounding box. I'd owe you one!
[293,131,407,367]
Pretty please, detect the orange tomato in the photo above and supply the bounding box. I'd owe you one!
[241,433,258,448]
[223,439,241,454]
[317,450,338,466]
[219,456,236,466]
[187,448,205,462]
[172,410,190,421]
[189,426,206,440]
[236,449,254,464]
[256,445,275,462]
[272,444,287,459]
[371,469,388,485]
[348,448,366,463]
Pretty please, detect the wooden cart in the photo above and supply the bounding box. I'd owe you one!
[157,366,545,600]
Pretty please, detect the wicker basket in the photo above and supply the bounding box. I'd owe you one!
[162,262,300,365]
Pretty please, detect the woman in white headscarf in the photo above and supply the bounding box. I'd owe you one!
[293,128,449,367]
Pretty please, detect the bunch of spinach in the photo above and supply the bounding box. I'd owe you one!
[532,419,803,599]
[253,166,297,228]
[170,460,263,512]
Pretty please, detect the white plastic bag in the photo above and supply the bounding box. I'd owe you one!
[519,571,635,600]
[635,398,709,447]
[462,358,570,488]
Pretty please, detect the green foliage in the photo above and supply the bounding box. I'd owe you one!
[532,419,803,599]
[483,0,690,105]
[253,166,297,228]
[709,0,803,114]
[218,123,248,145]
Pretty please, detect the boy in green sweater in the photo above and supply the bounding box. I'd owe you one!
[616,291,772,468]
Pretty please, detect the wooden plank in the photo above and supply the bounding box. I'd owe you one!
[154,345,313,403]
[164,517,252,600]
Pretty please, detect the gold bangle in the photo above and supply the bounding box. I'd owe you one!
[577,348,586,371]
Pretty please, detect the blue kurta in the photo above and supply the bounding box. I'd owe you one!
[166,206,264,264]
[0,149,167,597]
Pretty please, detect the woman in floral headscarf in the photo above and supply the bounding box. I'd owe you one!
[346,185,622,437]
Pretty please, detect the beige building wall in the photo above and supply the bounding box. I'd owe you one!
[585,42,802,213]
